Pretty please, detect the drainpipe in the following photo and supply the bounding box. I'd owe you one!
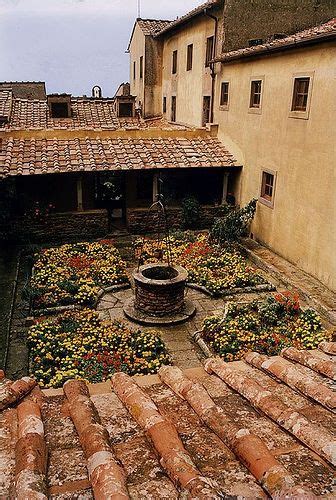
[204,8,218,124]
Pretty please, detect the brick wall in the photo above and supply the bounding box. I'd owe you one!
[127,205,224,233]
[1,209,109,243]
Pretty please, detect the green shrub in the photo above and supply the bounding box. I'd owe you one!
[181,196,202,229]
[211,198,257,244]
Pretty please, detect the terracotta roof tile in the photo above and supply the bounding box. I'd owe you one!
[0,349,335,498]
[137,19,172,36]
[216,18,336,62]
[282,346,336,380]
[155,0,220,37]
[0,136,237,177]
[6,97,144,131]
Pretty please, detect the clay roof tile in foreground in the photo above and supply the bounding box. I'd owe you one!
[0,135,237,177]
[0,345,335,498]
[216,18,336,62]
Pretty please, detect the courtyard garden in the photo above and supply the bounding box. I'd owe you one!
[28,308,170,388]
[28,240,129,310]
[134,231,271,296]
[201,291,332,361]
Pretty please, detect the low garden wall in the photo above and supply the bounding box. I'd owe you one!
[1,209,109,243]
[127,205,224,233]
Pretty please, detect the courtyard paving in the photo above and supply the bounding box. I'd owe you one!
[97,286,278,370]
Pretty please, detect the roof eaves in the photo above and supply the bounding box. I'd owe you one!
[216,25,336,63]
[126,18,172,52]
[154,0,220,38]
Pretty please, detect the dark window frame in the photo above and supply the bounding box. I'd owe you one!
[163,96,167,113]
[171,95,176,122]
[220,82,229,107]
[205,36,214,67]
[139,56,143,79]
[187,44,193,71]
[250,80,262,108]
[291,77,310,112]
[133,61,136,80]
[260,170,276,208]
[172,50,178,74]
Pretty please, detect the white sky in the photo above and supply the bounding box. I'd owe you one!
[0,0,203,96]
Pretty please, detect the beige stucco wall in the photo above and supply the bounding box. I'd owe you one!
[214,43,336,291]
[161,15,221,127]
[129,24,145,107]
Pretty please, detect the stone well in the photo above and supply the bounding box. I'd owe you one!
[123,263,196,325]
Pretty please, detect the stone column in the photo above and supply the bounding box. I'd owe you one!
[153,172,159,202]
[221,172,229,205]
[77,175,83,211]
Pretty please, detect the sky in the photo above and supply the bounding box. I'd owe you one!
[0,0,203,96]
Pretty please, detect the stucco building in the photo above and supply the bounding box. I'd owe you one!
[128,1,336,291]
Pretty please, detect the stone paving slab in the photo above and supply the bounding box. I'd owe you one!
[241,239,336,326]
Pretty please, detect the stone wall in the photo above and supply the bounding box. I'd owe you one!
[1,209,109,243]
[222,0,335,52]
[127,205,224,234]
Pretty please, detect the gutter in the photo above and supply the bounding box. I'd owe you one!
[204,8,218,124]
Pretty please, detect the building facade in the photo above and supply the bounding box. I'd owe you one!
[128,2,336,290]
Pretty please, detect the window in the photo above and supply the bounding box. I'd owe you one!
[171,96,176,122]
[118,102,133,117]
[139,56,143,79]
[291,77,310,111]
[187,44,193,71]
[220,82,229,107]
[260,171,276,206]
[250,80,262,108]
[50,102,69,118]
[163,96,167,113]
[205,36,214,67]
[202,96,211,126]
[172,50,177,74]
[133,61,136,80]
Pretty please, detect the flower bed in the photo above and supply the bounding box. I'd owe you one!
[134,232,270,296]
[202,292,331,361]
[28,309,170,388]
[29,240,129,309]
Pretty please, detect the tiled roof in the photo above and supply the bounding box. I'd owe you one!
[1,344,335,498]
[0,90,13,121]
[0,136,237,177]
[155,0,221,37]
[6,97,145,131]
[137,18,172,36]
[216,18,336,62]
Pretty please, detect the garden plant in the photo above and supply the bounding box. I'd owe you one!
[28,309,170,388]
[28,240,128,309]
[202,292,331,360]
[134,231,268,296]
[211,198,257,244]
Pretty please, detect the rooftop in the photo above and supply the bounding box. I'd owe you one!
[0,93,146,131]
[155,0,221,38]
[137,18,172,36]
[1,344,335,498]
[0,133,237,177]
[216,17,336,63]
